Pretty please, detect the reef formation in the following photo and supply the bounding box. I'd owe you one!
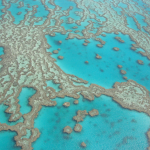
[0,0,150,149]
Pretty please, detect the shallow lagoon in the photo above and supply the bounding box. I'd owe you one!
[18,87,36,115]
[0,131,21,150]
[0,0,150,150]
[46,32,150,90]
[32,95,150,150]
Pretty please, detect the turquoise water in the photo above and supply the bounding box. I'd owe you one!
[46,32,150,90]
[33,95,150,150]
[126,15,139,31]
[18,87,36,115]
[111,5,122,15]
[46,80,61,92]
[1,0,150,149]
[134,13,149,34]
[0,47,4,61]
[8,0,49,25]
[0,131,21,150]
[118,2,127,8]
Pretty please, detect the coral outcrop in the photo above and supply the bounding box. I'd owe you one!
[88,109,99,117]
[74,124,82,132]
[73,110,88,122]
[63,102,70,107]
[63,126,72,134]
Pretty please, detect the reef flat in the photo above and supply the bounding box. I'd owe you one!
[0,0,150,149]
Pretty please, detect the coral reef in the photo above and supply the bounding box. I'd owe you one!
[115,37,124,43]
[63,126,72,134]
[74,124,82,132]
[113,47,120,51]
[63,102,70,107]
[17,12,22,15]
[83,43,88,46]
[58,41,62,44]
[97,44,103,48]
[58,56,64,59]
[53,50,59,54]
[81,142,86,147]
[123,76,127,80]
[120,70,126,75]
[73,110,88,122]
[96,54,102,59]
[89,109,99,117]
[84,39,90,43]
[117,65,122,68]
[137,60,144,65]
[0,0,150,149]
[74,100,79,104]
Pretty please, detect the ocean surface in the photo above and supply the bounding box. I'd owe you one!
[0,0,150,150]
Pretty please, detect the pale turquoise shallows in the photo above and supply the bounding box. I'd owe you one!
[0,0,150,150]
[18,87,36,115]
[0,47,4,61]
[0,131,21,150]
[46,32,150,90]
[32,95,150,150]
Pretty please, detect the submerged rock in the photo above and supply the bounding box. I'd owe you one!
[67,29,72,32]
[53,50,59,54]
[81,142,86,147]
[57,48,61,50]
[113,47,120,51]
[114,31,119,35]
[89,109,99,117]
[58,41,62,44]
[117,65,122,68]
[119,39,125,43]
[84,39,90,43]
[58,56,64,60]
[95,38,106,45]
[114,37,124,43]
[63,102,70,107]
[83,43,88,46]
[101,34,106,37]
[97,44,103,48]
[63,126,72,134]
[74,124,82,132]
[17,12,22,15]
[74,30,80,33]
[138,51,147,57]
[131,47,137,51]
[74,100,79,104]
[85,61,89,64]
[123,76,127,80]
[96,54,102,59]
[120,70,126,75]
[132,43,139,48]
[73,110,88,122]
[137,60,144,65]
[72,26,78,29]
